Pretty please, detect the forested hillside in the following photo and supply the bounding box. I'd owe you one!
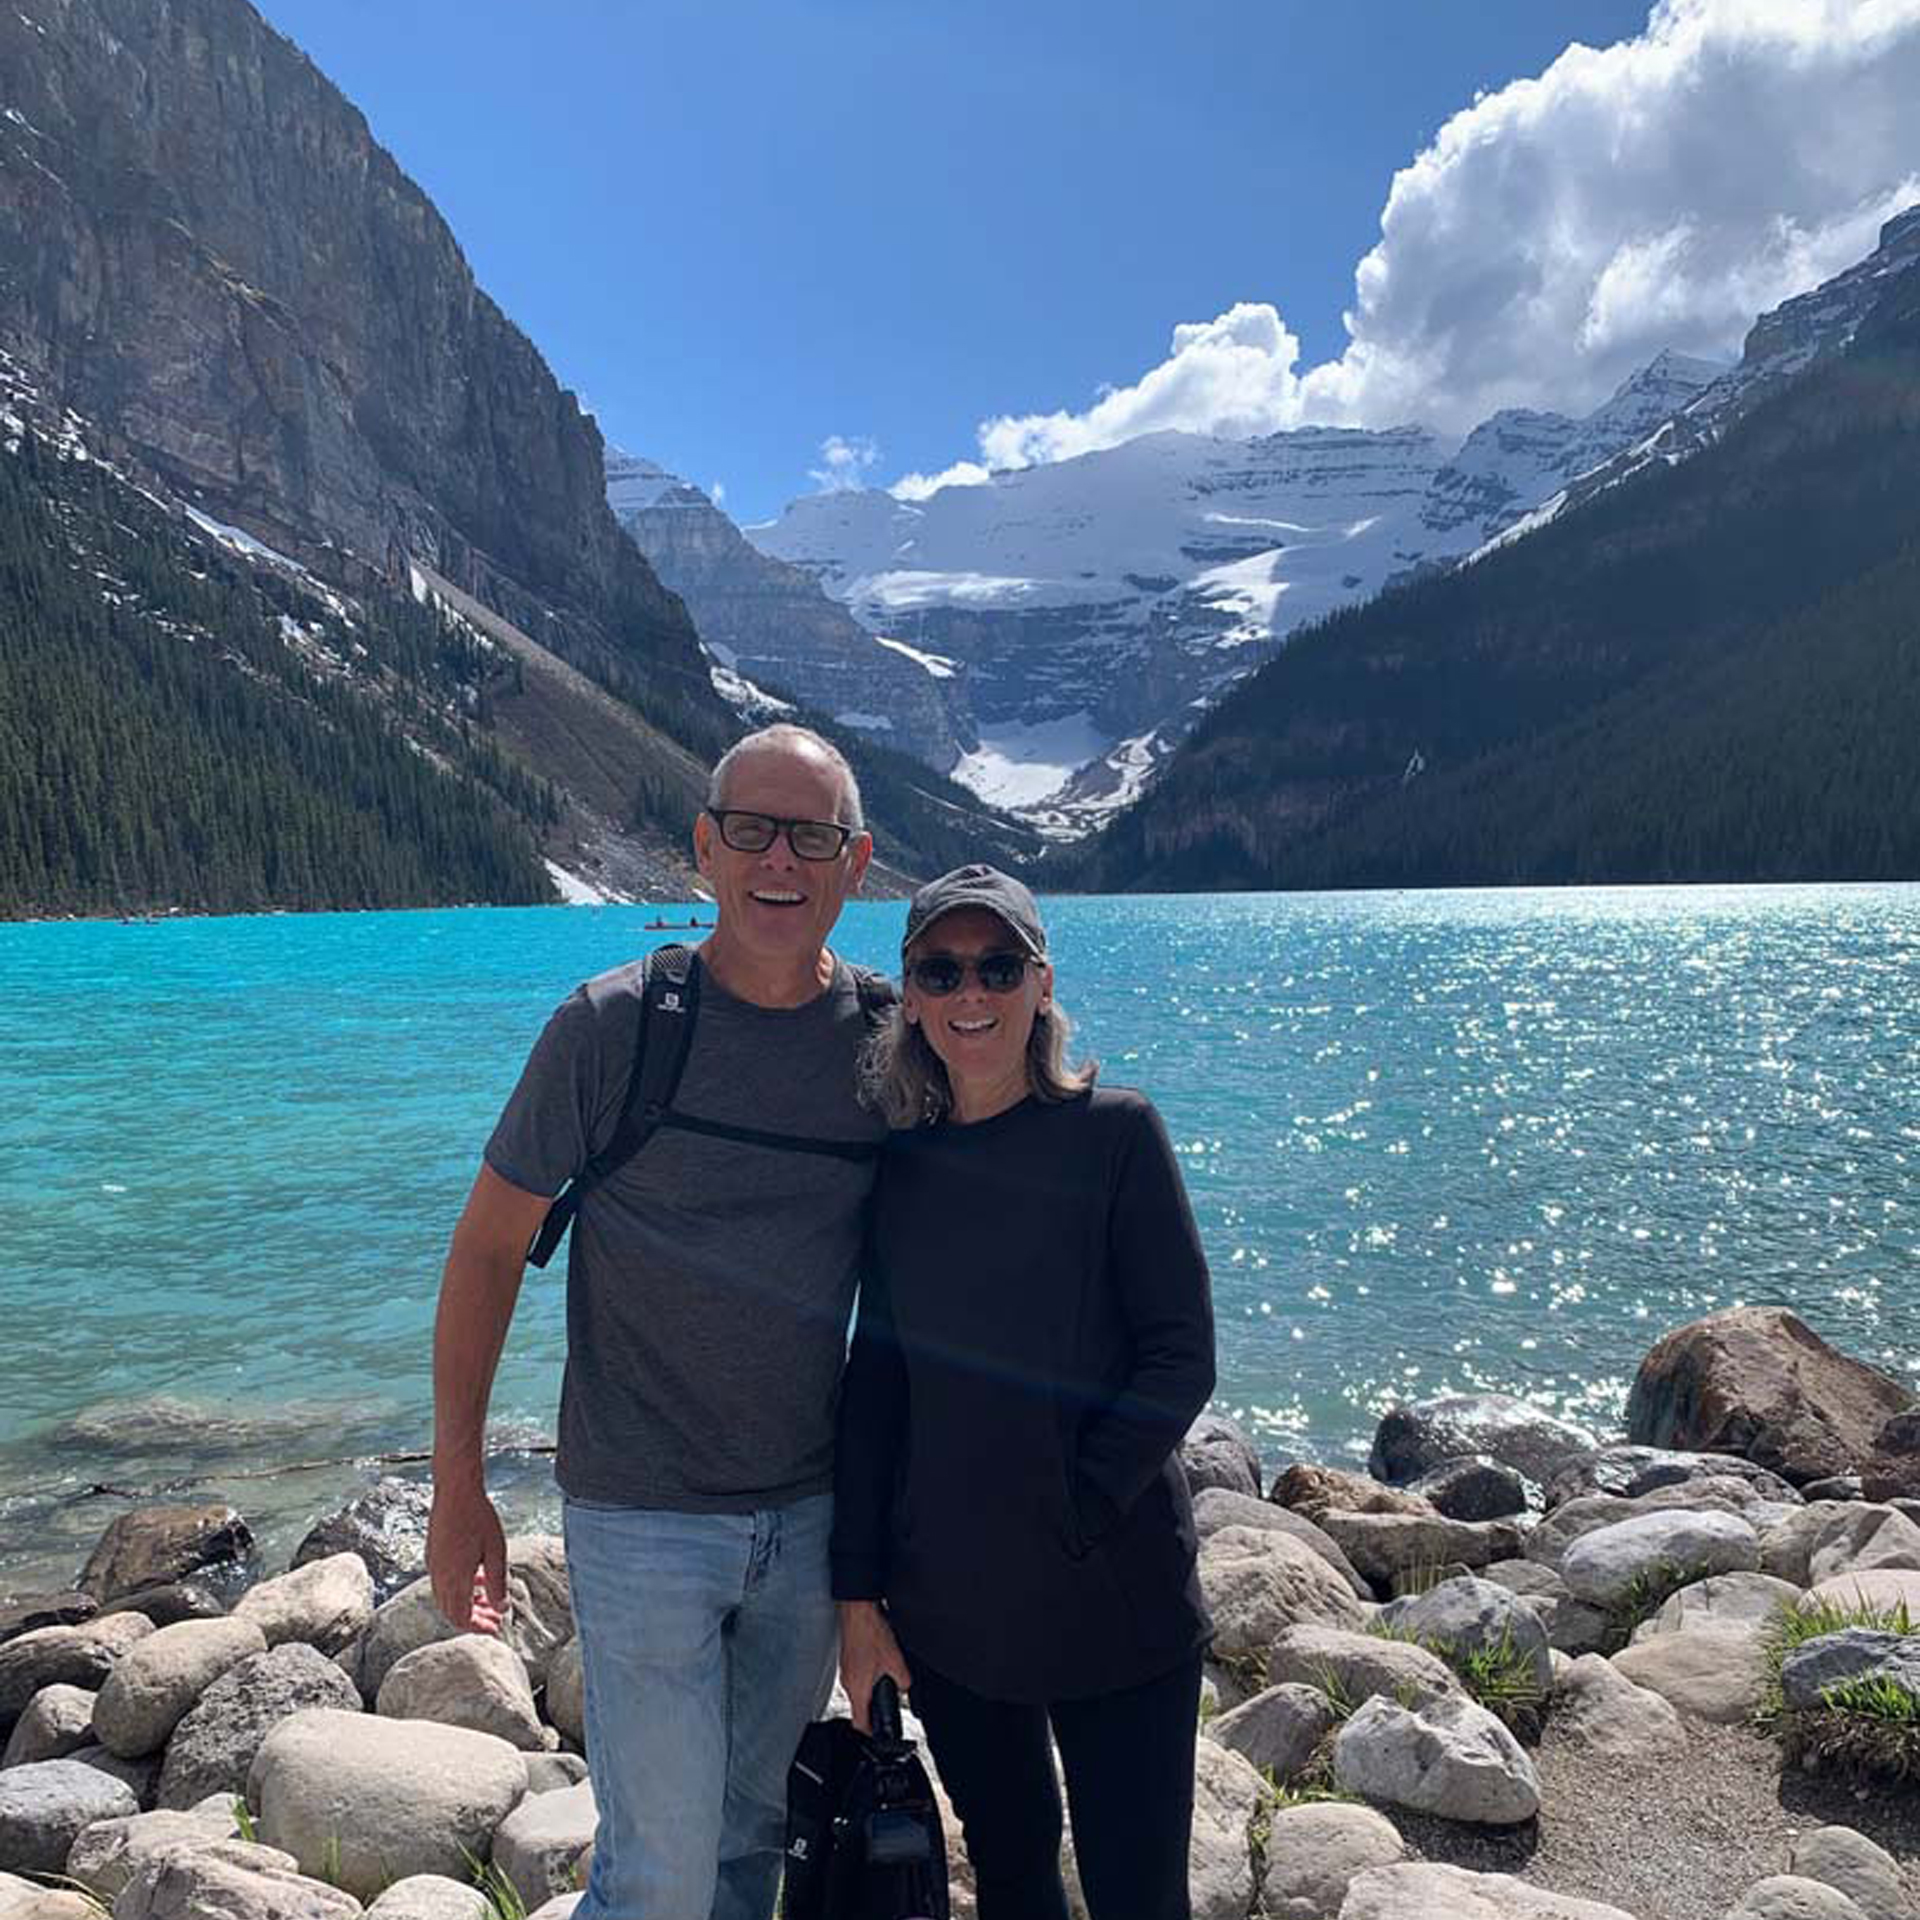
[1065,274,1920,891]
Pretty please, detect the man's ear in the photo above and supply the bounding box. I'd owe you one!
[692,807,714,879]
[846,832,874,894]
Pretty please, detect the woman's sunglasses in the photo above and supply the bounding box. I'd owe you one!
[908,951,1032,996]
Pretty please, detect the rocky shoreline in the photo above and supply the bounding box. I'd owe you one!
[2,1303,1917,1920]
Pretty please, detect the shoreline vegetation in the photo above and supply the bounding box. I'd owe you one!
[4,1306,1918,1919]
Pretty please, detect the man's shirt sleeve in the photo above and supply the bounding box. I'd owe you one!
[482,987,603,1200]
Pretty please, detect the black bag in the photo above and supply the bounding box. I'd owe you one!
[784,1677,951,1920]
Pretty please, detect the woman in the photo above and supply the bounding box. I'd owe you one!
[833,864,1216,1920]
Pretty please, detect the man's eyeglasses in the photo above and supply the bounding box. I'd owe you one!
[706,809,854,861]
[907,951,1033,996]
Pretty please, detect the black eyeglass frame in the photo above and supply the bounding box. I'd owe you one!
[705,807,857,861]
[906,950,1035,997]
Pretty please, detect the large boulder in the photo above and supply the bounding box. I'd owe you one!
[78,1506,254,1605]
[492,1782,596,1912]
[1626,1308,1914,1485]
[1187,1739,1270,1920]
[1609,1622,1770,1722]
[114,1837,362,1920]
[234,1554,375,1655]
[1370,1395,1597,1488]
[1543,1444,1800,1508]
[64,1803,245,1900]
[1528,1479,1777,1570]
[1192,1489,1371,1597]
[1634,1570,1803,1639]
[1260,1801,1403,1920]
[1198,1528,1364,1660]
[1406,1456,1536,1521]
[1787,1826,1911,1920]
[1727,1878,1872,1920]
[1206,1682,1336,1780]
[1558,1510,1760,1607]
[0,1757,139,1875]
[1313,1512,1526,1590]
[294,1479,434,1603]
[92,1617,267,1758]
[377,1635,545,1749]
[1,1685,96,1768]
[1800,1568,1920,1618]
[1181,1414,1263,1499]
[1378,1576,1554,1699]
[0,1614,154,1720]
[64,1743,161,1810]
[1779,1630,1920,1713]
[1339,1863,1639,1918]
[1554,1652,1687,1758]
[1803,1506,1920,1585]
[248,1707,530,1900]
[158,1641,364,1809]
[1266,1625,1459,1711]
[1333,1692,1540,1825]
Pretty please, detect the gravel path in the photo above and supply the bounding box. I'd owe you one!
[1378,1717,1920,1920]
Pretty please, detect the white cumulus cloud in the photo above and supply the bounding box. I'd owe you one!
[810,434,881,492]
[897,0,1920,493]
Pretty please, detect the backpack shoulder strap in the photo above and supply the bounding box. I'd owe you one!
[524,943,702,1269]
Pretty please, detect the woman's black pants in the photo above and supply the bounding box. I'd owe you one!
[905,1649,1202,1920]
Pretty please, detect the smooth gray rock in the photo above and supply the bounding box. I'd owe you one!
[1780,1630,1920,1712]
[524,1751,589,1795]
[1199,1528,1364,1658]
[1805,1506,1920,1584]
[158,1640,364,1808]
[1181,1413,1263,1499]
[234,1554,375,1655]
[1407,1456,1537,1520]
[493,1782,596,1911]
[1553,1653,1686,1758]
[1532,1592,1614,1656]
[1477,1559,1565,1599]
[364,1875,494,1920]
[113,1837,360,1919]
[1543,1444,1801,1508]
[1191,1488,1372,1597]
[0,1757,139,1875]
[1762,1503,1871,1585]
[96,1584,229,1628]
[1314,1512,1526,1588]
[1266,1625,1459,1710]
[78,1506,253,1604]
[0,1868,98,1918]
[1260,1800,1403,1919]
[93,1617,267,1758]
[0,1614,154,1719]
[1370,1394,1597,1488]
[1339,1863,1638,1917]
[1377,1576,1554,1698]
[377,1634,544,1749]
[1,1685,95,1768]
[63,1803,245,1899]
[64,1742,161,1810]
[1634,1570,1803,1640]
[1787,1826,1913,1920]
[1728,1877,1872,1919]
[1207,1682,1335,1780]
[249,1707,530,1900]
[1333,1692,1540,1825]
[1609,1623,1770,1722]
[1530,1479,1776,1569]
[1559,1510,1759,1606]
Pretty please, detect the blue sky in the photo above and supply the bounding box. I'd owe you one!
[254,1,1920,524]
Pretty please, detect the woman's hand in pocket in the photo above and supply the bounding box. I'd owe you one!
[838,1600,913,1733]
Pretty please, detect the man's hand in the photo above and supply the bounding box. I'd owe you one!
[428,1476,509,1634]
[838,1599,912,1733]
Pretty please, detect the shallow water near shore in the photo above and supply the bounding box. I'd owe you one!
[3,884,1917,1589]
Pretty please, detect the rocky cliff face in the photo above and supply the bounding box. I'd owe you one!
[606,449,970,764]
[0,0,723,741]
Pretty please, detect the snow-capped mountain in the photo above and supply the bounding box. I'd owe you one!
[607,448,971,764]
[744,360,1722,832]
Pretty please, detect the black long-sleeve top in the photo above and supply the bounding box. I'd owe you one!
[831,1085,1216,1703]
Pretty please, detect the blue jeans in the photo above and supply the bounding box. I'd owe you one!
[563,1493,838,1920]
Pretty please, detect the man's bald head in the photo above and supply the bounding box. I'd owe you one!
[707,724,865,830]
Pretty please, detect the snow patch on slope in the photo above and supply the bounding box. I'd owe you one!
[952,713,1113,809]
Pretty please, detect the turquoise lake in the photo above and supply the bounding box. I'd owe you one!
[3,885,1917,1588]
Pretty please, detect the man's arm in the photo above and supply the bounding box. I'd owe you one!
[427,1163,552,1631]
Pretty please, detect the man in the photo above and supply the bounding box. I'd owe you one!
[426,722,885,1920]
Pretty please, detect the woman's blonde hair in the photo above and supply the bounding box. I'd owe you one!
[860,973,1098,1129]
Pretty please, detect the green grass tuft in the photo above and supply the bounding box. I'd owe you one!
[1757,1592,1920,1785]
[1600,1559,1711,1654]
[1363,1619,1546,1734]
[466,1851,531,1920]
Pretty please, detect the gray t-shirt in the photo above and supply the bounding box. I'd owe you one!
[484,953,887,1511]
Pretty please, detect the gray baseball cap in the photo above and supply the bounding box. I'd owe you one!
[902,864,1047,959]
